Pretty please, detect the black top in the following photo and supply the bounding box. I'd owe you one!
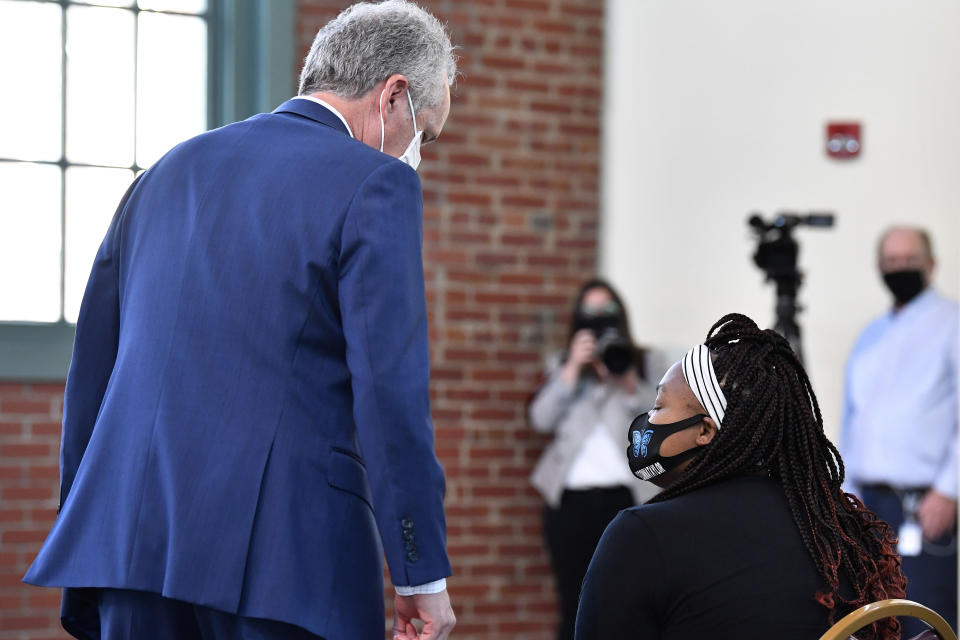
[575,475,834,640]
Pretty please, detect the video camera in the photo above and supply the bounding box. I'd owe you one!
[747,212,835,363]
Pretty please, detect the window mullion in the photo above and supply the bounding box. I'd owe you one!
[132,3,139,171]
[59,0,68,323]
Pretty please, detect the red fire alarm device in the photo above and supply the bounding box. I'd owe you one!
[826,122,861,159]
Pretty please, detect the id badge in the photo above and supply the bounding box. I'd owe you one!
[898,521,923,557]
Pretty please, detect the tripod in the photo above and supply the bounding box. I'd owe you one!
[749,212,834,366]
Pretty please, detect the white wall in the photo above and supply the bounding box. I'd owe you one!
[601,0,960,441]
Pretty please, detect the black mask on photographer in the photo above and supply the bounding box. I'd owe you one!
[883,269,926,305]
[574,311,619,335]
[626,412,707,481]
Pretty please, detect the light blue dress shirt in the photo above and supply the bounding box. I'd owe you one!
[841,288,958,498]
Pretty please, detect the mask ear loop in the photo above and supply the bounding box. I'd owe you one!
[381,87,422,154]
[406,89,420,139]
[378,88,387,153]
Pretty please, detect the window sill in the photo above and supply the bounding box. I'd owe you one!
[0,323,74,381]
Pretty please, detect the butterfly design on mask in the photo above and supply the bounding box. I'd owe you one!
[632,429,653,458]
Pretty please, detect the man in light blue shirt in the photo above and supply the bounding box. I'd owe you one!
[841,226,957,633]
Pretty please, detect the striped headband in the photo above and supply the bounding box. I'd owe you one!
[681,344,727,428]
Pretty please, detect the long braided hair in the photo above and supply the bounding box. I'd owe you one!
[650,313,905,639]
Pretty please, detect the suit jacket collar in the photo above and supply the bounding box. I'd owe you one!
[273,98,352,137]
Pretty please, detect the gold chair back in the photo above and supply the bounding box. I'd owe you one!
[817,599,956,640]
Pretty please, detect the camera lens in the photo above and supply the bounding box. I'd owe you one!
[596,328,632,375]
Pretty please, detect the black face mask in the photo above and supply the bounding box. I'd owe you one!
[883,270,926,305]
[626,412,706,481]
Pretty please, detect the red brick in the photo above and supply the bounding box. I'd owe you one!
[0,616,49,631]
[28,465,59,480]
[30,422,61,436]
[0,443,49,458]
[443,348,489,362]
[0,422,23,435]
[468,408,516,420]
[505,0,550,9]
[0,400,52,415]
[0,509,26,522]
[472,485,518,498]
[475,252,518,268]
[2,486,53,501]
[471,369,516,382]
[445,389,491,401]
[447,192,492,206]
[2,529,50,545]
[448,153,490,168]
[500,233,543,247]
[27,592,62,609]
[0,465,23,479]
[498,273,544,286]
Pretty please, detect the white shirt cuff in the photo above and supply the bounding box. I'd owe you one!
[395,578,447,596]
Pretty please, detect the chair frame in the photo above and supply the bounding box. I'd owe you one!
[818,599,957,640]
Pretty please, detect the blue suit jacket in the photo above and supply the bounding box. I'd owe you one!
[24,99,451,640]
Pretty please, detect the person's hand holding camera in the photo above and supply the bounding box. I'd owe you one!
[562,329,599,386]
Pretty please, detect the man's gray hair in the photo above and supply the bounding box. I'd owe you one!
[298,0,457,112]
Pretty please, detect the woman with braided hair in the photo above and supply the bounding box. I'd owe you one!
[575,313,906,640]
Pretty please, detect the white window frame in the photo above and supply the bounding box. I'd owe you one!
[0,0,296,381]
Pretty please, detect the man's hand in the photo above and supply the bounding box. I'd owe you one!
[393,590,456,640]
[916,489,958,541]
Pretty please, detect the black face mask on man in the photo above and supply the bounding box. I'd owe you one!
[883,269,925,305]
[626,412,706,481]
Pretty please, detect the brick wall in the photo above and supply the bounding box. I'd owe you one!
[0,1,603,637]
[0,383,65,639]
[299,1,605,636]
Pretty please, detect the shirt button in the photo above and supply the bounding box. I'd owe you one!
[401,518,414,530]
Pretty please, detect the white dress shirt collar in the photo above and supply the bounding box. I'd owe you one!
[292,95,354,139]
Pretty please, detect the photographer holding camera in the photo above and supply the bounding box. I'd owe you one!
[529,279,660,640]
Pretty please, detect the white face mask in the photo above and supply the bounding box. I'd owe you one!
[379,88,423,171]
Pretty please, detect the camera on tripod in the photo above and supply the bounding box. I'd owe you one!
[749,213,835,284]
[748,212,835,362]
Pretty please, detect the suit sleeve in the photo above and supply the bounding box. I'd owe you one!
[576,510,661,639]
[59,175,141,510]
[337,161,451,587]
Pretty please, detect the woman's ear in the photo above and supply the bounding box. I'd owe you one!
[696,418,718,445]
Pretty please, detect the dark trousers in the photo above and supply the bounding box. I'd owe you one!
[861,486,957,636]
[77,588,325,640]
[543,486,634,640]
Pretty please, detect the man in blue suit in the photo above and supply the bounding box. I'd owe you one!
[24,2,457,638]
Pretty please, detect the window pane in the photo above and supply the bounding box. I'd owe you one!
[0,163,62,322]
[0,1,62,161]
[66,6,135,166]
[70,0,134,7]
[139,0,206,13]
[64,167,134,323]
[137,12,206,168]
